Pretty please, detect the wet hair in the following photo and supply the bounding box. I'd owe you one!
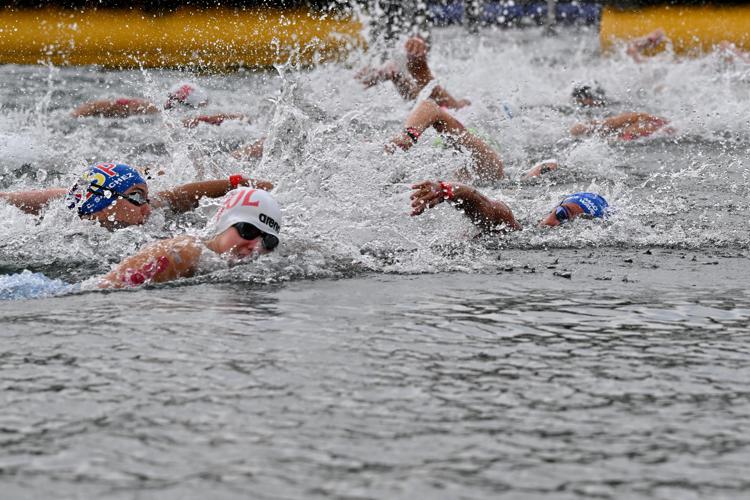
[572,83,607,107]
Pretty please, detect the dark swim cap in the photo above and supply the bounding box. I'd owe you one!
[66,163,146,215]
[572,83,607,106]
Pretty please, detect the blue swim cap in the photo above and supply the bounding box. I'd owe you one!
[66,163,146,216]
[560,192,609,219]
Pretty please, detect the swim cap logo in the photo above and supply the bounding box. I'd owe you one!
[68,163,146,216]
[259,213,280,233]
[579,197,596,215]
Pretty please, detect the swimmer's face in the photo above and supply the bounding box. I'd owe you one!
[92,183,152,229]
[215,225,272,260]
[539,202,584,227]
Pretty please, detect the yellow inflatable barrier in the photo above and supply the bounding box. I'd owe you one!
[600,4,750,55]
[0,8,364,69]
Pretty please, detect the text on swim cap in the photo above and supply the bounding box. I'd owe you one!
[214,188,260,221]
[579,197,596,215]
[95,163,117,176]
[223,189,259,209]
[259,213,280,233]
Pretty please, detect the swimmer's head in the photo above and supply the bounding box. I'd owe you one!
[164,82,208,109]
[572,83,607,107]
[210,187,281,258]
[540,192,609,227]
[66,163,147,214]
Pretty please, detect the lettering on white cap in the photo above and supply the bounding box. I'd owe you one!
[259,213,280,233]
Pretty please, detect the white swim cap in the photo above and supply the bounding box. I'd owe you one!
[164,81,208,109]
[212,188,281,238]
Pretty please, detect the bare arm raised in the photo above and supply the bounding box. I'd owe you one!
[356,36,469,110]
[388,99,504,182]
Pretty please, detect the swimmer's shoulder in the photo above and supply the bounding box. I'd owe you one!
[160,235,205,264]
[140,235,205,279]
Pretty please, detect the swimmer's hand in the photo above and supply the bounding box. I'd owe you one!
[385,133,413,153]
[405,37,428,60]
[247,178,274,191]
[521,159,559,180]
[183,113,247,128]
[355,62,399,88]
[410,180,447,216]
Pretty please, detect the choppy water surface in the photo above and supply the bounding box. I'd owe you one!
[0,25,749,498]
[2,269,750,499]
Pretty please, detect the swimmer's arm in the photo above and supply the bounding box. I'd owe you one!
[600,112,645,130]
[410,181,521,232]
[571,113,652,136]
[404,36,434,90]
[98,236,203,288]
[626,29,668,62]
[0,188,68,215]
[390,71,422,100]
[387,100,467,152]
[450,185,521,232]
[71,98,158,118]
[428,85,470,110]
[152,177,274,213]
[355,61,410,93]
[182,113,248,128]
[570,118,608,136]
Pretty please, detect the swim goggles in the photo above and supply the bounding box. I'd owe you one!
[233,222,279,251]
[554,204,571,223]
[88,184,150,207]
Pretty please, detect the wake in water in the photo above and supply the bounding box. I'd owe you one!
[0,27,748,298]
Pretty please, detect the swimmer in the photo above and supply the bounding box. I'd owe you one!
[569,84,671,140]
[410,180,609,232]
[520,159,560,180]
[625,29,749,64]
[537,192,610,227]
[96,187,281,288]
[626,29,670,63]
[388,100,564,182]
[570,112,671,141]
[356,36,470,110]
[386,99,505,182]
[0,163,273,230]
[72,82,247,128]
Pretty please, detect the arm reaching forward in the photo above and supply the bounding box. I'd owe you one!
[410,180,521,233]
[153,176,274,214]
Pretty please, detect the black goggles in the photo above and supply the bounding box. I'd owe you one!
[233,222,279,251]
[554,205,571,223]
[89,184,150,207]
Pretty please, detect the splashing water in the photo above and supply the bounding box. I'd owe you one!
[0,27,748,290]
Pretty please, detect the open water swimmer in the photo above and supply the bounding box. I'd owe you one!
[0,163,272,230]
